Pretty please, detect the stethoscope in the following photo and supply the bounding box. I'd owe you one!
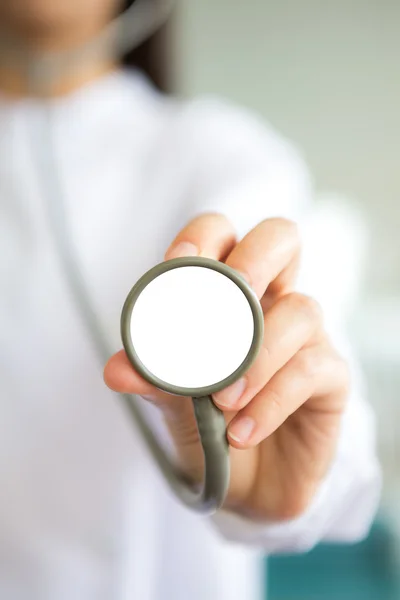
[121,257,264,512]
[6,0,264,514]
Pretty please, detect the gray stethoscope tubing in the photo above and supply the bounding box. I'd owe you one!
[22,0,263,514]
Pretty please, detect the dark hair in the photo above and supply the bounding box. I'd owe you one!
[122,0,173,93]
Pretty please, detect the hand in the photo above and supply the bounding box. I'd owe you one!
[104,214,349,521]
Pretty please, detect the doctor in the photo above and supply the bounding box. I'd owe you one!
[0,0,380,599]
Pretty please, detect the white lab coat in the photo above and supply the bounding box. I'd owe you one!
[0,69,381,600]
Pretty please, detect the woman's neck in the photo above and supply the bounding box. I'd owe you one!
[0,22,119,99]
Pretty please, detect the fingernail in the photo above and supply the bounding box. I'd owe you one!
[213,377,246,408]
[228,417,256,444]
[166,242,198,260]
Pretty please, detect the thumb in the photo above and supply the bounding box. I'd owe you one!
[104,349,183,411]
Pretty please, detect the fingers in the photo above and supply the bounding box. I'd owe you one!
[213,292,323,411]
[165,216,301,301]
[227,344,349,449]
[225,217,301,298]
[165,213,237,261]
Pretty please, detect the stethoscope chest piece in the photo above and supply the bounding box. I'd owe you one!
[121,256,264,513]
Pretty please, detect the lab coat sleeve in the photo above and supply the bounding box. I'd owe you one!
[176,97,382,552]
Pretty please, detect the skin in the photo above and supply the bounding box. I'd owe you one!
[0,0,121,49]
[0,1,350,522]
[105,214,350,521]
[0,0,123,96]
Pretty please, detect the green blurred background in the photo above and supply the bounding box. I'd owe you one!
[266,520,400,599]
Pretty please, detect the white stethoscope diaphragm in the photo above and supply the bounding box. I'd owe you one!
[122,257,263,396]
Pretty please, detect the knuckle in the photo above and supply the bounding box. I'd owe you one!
[335,355,351,397]
[269,216,298,233]
[295,348,320,377]
[200,212,236,237]
[266,388,283,413]
[278,217,300,245]
[284,217,299,238]
[259,217,299,242]
[289,293,323,322]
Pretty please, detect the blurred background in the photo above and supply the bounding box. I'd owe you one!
[174,0,400,598]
